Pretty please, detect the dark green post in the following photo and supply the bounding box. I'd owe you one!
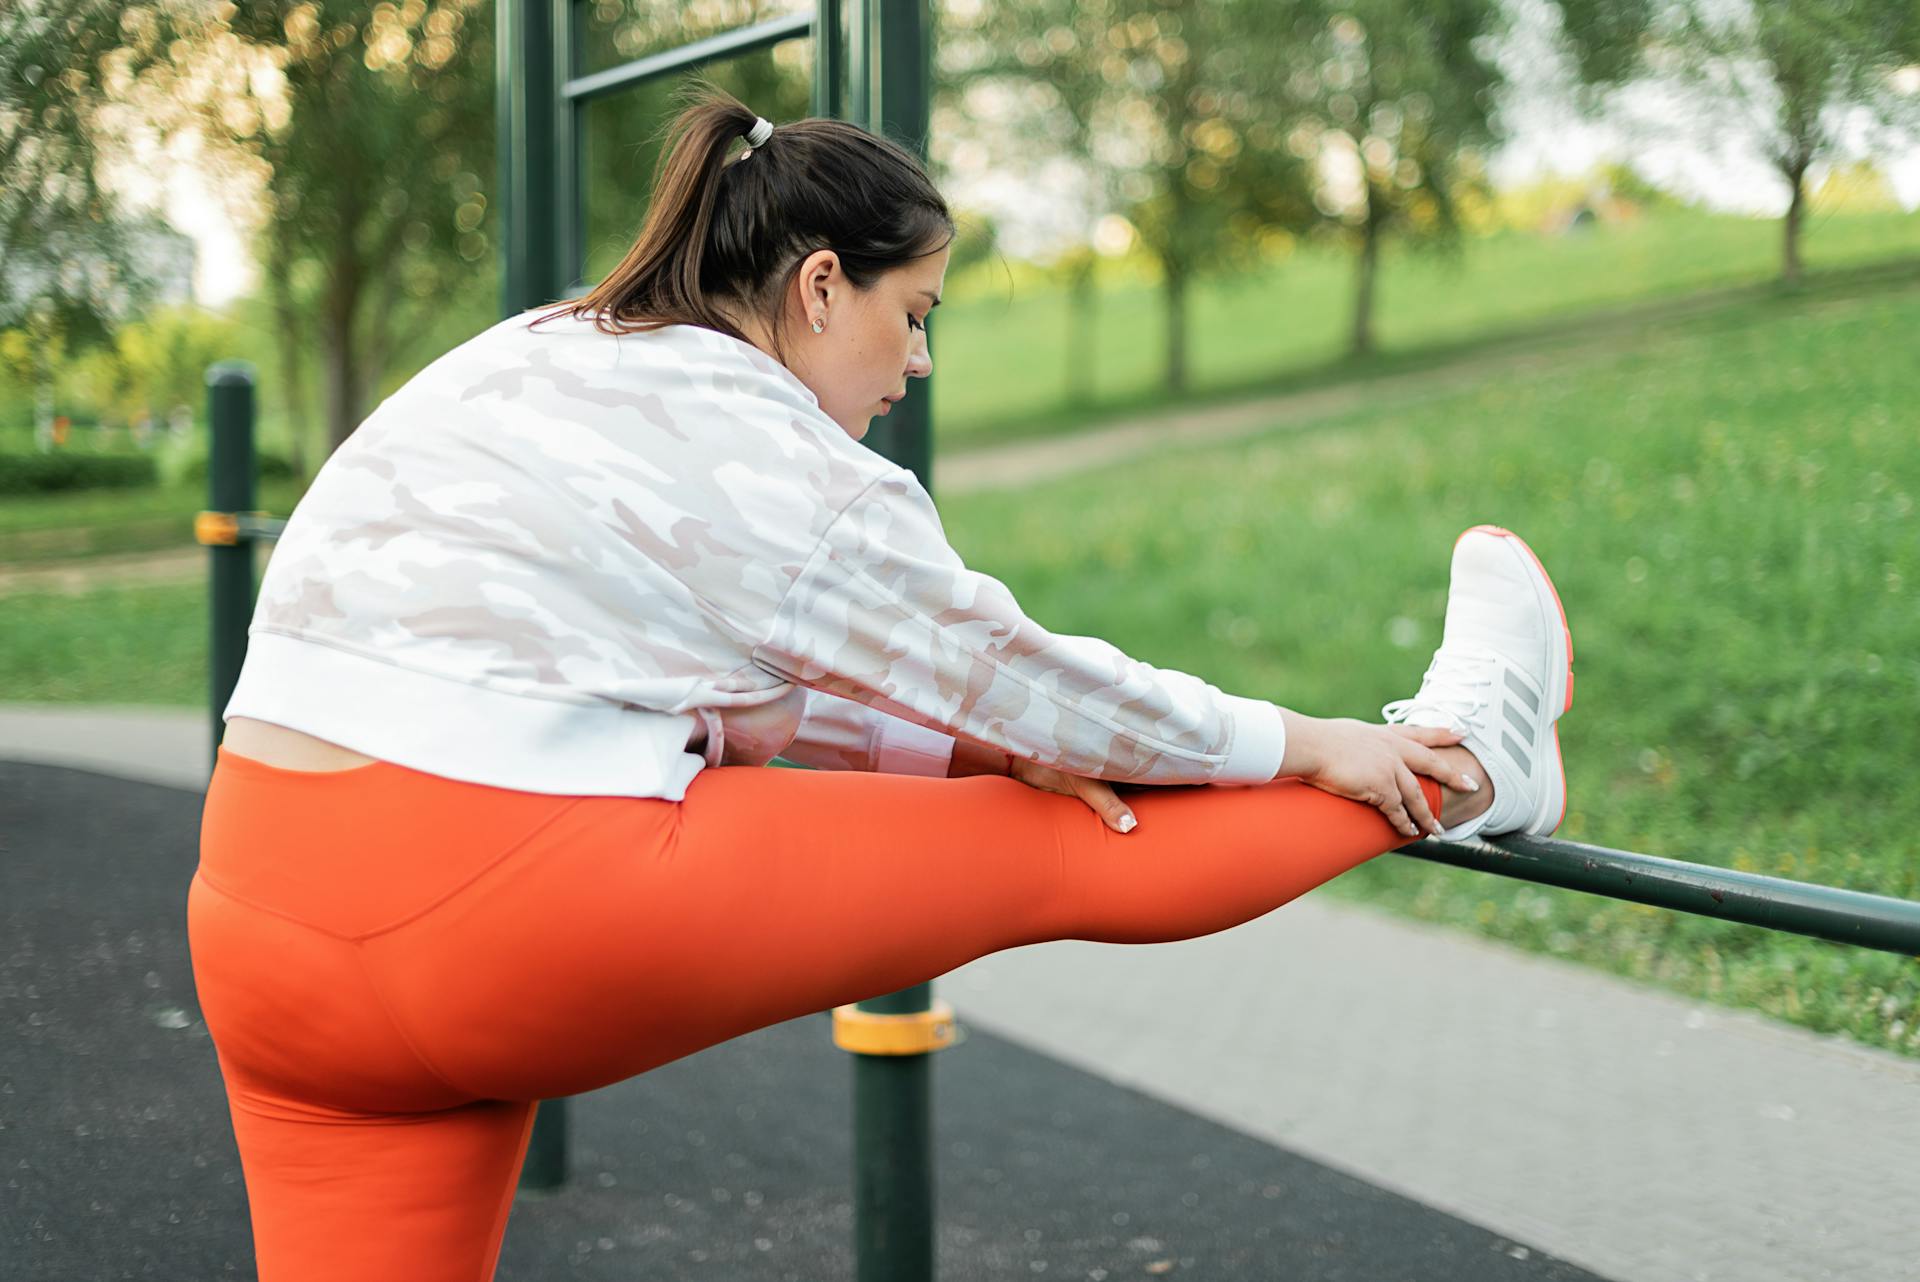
[851,986,937,1282]
[499,0,570,1193]
[849,3,939,1279]
[206,361,257,771]
[858,0,934,488]
[812,0,848,119]
[498,0,560,317]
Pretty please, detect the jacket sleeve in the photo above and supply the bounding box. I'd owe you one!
[749,467,1287,785]
[775,687,956,776]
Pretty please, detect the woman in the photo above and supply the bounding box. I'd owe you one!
[191,90,1574,1282]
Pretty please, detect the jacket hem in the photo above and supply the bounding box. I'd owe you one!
[224,631,707,799]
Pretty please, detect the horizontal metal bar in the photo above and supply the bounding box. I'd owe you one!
[1395,832,1920,956]
[236,515,286,543]
[562,11,813,103]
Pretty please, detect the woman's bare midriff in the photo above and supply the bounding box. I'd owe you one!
[223,717,383,772]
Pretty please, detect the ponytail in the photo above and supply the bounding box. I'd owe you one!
[546,83,952,357]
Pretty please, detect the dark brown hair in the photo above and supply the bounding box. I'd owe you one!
[550,84,952,359]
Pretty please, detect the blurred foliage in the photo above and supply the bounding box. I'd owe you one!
[59,305,241,430]
[1602,0,1920,281]
[951,0,1647,385]
[0,450,158,496]
[952,0,1315,392]
[90,0,501,466]
[0,0,171,340]
[1273,0,1506,356]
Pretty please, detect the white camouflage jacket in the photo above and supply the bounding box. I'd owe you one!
[224,312,1288,798]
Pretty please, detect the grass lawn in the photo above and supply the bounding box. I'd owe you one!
[929,208,1920,446]
[1,582,210,704]
[3,268,1915,1057]
[0,477,305,563]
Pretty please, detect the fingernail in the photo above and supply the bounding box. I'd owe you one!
[1117,813,1137,833]
[1465,777,1480,792]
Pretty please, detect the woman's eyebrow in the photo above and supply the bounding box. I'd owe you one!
[918,290,942,307]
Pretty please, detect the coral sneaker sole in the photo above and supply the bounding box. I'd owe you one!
[1460,524,1574,833]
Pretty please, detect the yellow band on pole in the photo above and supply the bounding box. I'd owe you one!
[194,511,241,546]
[832,1000,957,1056]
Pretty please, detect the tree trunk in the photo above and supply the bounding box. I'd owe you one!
[321,303,362,456]
[271,281,312,479]
[1065,255,1098,406]
[1781,162,1806,285]
[1351,187,1381,357]
[1164,254,1189,394]
[32,341,55,451]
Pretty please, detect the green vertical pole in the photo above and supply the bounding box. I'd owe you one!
[812,0,846,119]
[206,362,257,773]
[860,0,934,489]
[845,0,873,129]
[499,0,570,1193]
[499,0,559,317]
[850,3,938,1279]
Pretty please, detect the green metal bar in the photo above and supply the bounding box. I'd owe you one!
[499,0,559,316]
[856,0,932,486]
[205,361,257,773]
[235,515,286,541]
[1397,833,1920,956]
[500,0,572,1193]
[811,0,846,118]
[561,11,813,102]
[844,0,872,128]
[852,982,936,1282]
[850,6,936,1278]
[554,0,585,295]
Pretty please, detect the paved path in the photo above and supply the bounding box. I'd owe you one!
[3,703,1915,1282]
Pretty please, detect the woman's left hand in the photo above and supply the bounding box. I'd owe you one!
[947,738,1138,834]
[1009,758,1139,834]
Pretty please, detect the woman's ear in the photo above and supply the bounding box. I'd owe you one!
[796,248,840,324]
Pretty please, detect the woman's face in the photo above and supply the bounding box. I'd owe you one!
[781,245,949,440]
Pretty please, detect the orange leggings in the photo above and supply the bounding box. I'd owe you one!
[188,746,1442,1281]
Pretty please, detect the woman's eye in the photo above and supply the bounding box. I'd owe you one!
[908,313,925,332]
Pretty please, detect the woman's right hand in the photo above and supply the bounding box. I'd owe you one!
[1280,712,1479,840]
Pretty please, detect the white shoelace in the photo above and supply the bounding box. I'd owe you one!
[1381,643,1501,735]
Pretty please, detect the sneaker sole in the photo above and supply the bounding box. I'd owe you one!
[1458,524,1574,834]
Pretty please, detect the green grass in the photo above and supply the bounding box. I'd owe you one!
[930,208,1920,447]
[0,479,306,563]
[0,581,211,704]
[928,280,1920,1055]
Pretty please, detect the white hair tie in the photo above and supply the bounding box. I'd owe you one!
[744,117,773,148]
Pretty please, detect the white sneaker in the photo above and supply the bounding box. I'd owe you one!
[1381,524,1574,840]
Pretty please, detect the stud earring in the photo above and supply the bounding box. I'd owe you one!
[811,318,825,334]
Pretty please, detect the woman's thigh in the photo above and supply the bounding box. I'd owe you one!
[360,764,1424,1102]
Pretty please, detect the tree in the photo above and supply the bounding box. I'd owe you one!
[1,0,172,445]
[137,0,497,460]
[1607,0,1920,283]
[943,0,1129,405]
[1275,0,1507,357]
[955,0,1311,394]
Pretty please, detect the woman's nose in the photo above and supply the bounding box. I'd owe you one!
[906,333,932,379]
